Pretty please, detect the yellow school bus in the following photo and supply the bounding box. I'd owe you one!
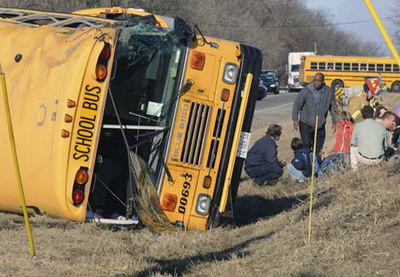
[300,55,400,92]
[0,7,262,231]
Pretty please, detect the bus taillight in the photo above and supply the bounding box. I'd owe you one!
[95,64,108,81]
[72,167,89,206]
[96,43,111,82]
[72,188,85,206]
[99,44,111,60]
[75,168,89,185]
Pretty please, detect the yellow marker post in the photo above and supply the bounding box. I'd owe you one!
[364,0,400,66]
[0,64,36,258]
[307,115,319,245]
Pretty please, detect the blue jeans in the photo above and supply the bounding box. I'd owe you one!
[245,163,283,185]
[287,163,306,181]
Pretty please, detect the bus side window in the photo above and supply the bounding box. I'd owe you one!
[394,64,399,72]
[335,63,342,71]
[360,63,367,71]
[385,64,392,72]
[377,64,384,71]
[327,63,334,70]
[311,62,317,70]
[351,63,359,71]
[318,62,326,70]
[368,63,376,71]
[344,63,350,71]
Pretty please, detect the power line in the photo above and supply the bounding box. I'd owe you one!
[199,16,396,29]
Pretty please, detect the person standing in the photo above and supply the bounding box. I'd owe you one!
[292,73,338,156]
[244,124,286,185]
[348,78,380,122]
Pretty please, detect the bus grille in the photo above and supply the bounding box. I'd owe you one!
[180,102,211,166]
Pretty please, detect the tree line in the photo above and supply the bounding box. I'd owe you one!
[0,0,387,83]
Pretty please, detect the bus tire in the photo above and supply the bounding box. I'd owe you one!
[391,81,400,93]
[331,79,344,90]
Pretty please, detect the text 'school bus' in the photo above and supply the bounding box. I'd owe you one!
[299,55,400,92]
[0,7,261,231]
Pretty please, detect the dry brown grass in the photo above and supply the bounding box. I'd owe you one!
[1,92,400,276]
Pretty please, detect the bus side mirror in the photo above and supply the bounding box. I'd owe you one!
[174,17,193,40]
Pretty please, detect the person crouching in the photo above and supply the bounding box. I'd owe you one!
[287,137,323,182]
[244,124,286,185]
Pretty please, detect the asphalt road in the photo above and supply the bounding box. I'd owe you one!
[254,91,298,115]
[250,91,299,132]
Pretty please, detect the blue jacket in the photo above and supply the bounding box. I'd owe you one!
[291,147,323,177]
[244,135,284,183]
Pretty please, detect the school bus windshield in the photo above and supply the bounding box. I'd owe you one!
[96,23,186,199]
[107,23,185,127]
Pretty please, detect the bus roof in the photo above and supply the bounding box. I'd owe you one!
[302,55,394,62]
[0,7,173,29]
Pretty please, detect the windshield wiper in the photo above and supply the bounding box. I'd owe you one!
[127,79,193,124]
[150,78,194,118]
[128,111,160,124]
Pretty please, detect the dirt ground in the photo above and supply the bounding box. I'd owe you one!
[0,92,399,276]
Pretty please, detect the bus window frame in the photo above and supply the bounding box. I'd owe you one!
[368,63,376,71]
[384,64,392,72]
[360,63,367,71]
[310,62,317,70]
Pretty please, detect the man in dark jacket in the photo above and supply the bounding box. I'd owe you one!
[292,73,338,156]
[244,124,286,185]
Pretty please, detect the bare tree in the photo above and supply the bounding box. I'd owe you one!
[0,0,383,84]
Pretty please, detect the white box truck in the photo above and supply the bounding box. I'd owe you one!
[288,52,315,92]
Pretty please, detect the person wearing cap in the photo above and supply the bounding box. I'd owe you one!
[244,124,286,185]
[292,73,338,157]
[350,106,388,170]
[348,77,380,122]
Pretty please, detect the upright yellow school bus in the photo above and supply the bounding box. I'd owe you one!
[300,55,400,92]
[0,7,261,230]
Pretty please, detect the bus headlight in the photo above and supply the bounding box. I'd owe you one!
[223,63,238,84]
[195,194,211,215]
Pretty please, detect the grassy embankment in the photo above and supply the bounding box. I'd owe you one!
[0,93,399,276]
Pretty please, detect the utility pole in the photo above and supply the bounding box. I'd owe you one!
[314,42,318,54]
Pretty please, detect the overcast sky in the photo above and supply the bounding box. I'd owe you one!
[304,0,397,56]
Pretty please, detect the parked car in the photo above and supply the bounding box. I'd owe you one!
[257,85,268,100]
[259,72,279,94]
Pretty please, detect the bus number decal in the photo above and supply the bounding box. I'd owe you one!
[178,173,192,214]
[72,85,101,162]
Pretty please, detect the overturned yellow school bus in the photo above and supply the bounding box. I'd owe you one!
[0,7,262,230]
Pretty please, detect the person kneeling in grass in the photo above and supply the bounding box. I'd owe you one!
[286,137,323,182]
[244,124,286,185]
